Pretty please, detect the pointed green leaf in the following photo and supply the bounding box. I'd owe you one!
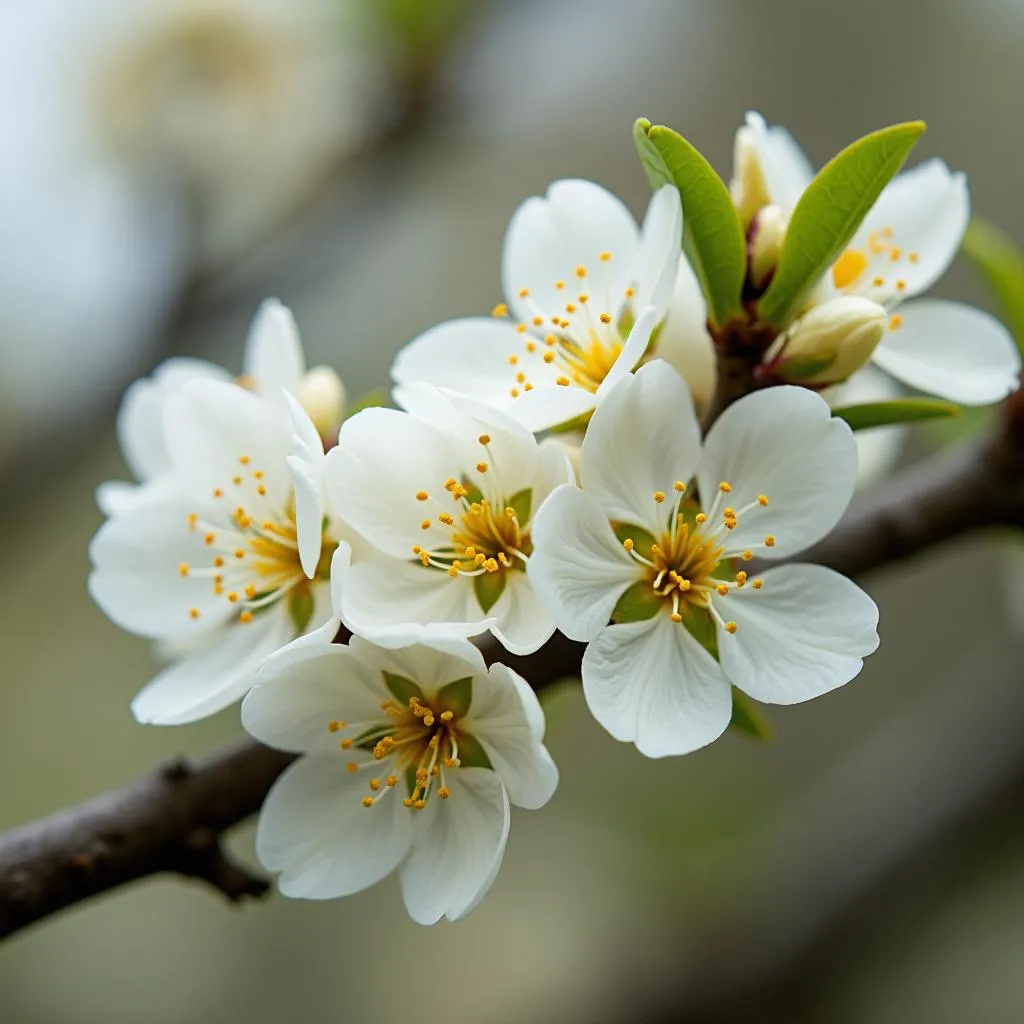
[506,487,532,524]
[455,732,494,771]
[287,590,314,634]
[681,606,719,659]
[758,121,927,326]
[611,580,661,623]
[437,676,473,718]
[610,521,658,560]
[962,218,1024,355]
[729,688,773,742]
[473,570,507,613]
[832,398,960,431]
[382,671,424,706]
[634,118,746,329]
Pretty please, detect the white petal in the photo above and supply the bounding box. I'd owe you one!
[493,384,599,433]
[716,564,879,705]
[527,484,638,642]
[871,300,1021,405]
[285,390,329,580]
[96,476,182,517]
[594,306,660,398]
[468,663,559,810]
[399,768,510,924]
[392,318,564,418]
[489,572,555,656]
[502,179,639,325]
[633,186,683,315]
[581,360,701,534]
[851,160,969,301]
[163,379,293,510]
[242,642,392,753]
[341,555,494,648]
[582,616,733,757]
[88,502,233,638]
[132,605,294,725]
[744,111,814,216]
[825,364,907,489]
[347,634,487,689]
[116,357,228,482]
[257,755,413,899]
[654,258,716,414]
[697,386,857,558]
[244,298,305,399]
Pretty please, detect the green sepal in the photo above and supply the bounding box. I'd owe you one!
[681,605,719,659]
[382,671,425,706]
[437,676,473,718]
[779,355,835,381]
[474,570,507,613]
[610,521,658,560]
[343,388,390,420]
[758,121,927,326]
[611,580,661,623]
[962,218,1024,355]
[832,398,960,431]
[455,732,494,771]
[506,487,532,524]
[729,688,774,742]
[634,118,747,329]
[287,590,315,634]
[460,477,484,506]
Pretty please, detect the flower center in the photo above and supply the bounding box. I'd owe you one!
[618,480,774,634]
[831,227,920,295]
[495,253,638,398]
[410,436,531,580]
[180,454,332,628]
[329,695,465,811]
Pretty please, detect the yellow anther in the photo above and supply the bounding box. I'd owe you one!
[516,372,526,384]
[526,341,537,353]
[403,798,413,807]
[752,579,763,590]
[362,796,374,808]
[438,787,451,799]
[444,477,457,490]
[599,312,612,324]
[232,476,242,486]
[599,251,612,262]
[508,354,519,366]
[909,252,920,263]
[518,287,530,299]
[245,585,257,599]
[890,247,902,261]
[653,491,666,504]
[564,303,577,314]
[492,303,508,317]
[764,534,776,547]
[211,489,223,499]
[673,481,686,492]
[724,621,738,634]
[448,564,460,577]
[833,248,868,288]
[239,455,250,465]
[227,592,239,604]
[542,351,555,364]
[189,607,200,620]
[347,762,358,773]
[758,494,769,506]
[555,376,570,386]
[386,775,398,787]
[253,470,264,480]
[872,276,885,288]
[178,563,190,578]
[516,324,527,334]
[896,279,907,291]
[742,550,753,561]
[440,710,454,722]
[369,778,381,792]
[555,279,566,290]
[204,532,216,546]
[414,799,426,810]
[474,553,486,566]
[578,293,589,304]
[735,570,748,584]
[234,549,245,559]
[623,538,634,551]
[670,612,683,623]
[327,720,344,733]
[416,491,429,502]
[575,265,587,279]
[213,556,225,567]
[723,507,736,518]
[256,485,266,497]
[719,481,732,493]
[478,434,491,446]
[438,512,454,526]
[889,315,903,330]
[624,286,635,298]
[524,382,534,391]
[505,507,517,519]
[483,558,499,573]
[531,316,544,327]
[695,513,707,524]
[476,462,488,474]
[716,583,729,596]
[420,519,431,530]
[510,388,520,398]
[340,738,353,750]
[544,334,557,346]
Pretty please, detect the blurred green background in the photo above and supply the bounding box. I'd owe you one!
[2,0,1023,1021]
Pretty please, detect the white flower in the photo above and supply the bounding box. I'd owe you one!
[89,375,347,725]
[241,636,558,923]
[327,385,574,655]
[527,360,879,757]
[98,298,345,516]
[391,179,682,432]
[741,111,1021,404]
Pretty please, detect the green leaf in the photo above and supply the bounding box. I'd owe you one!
[455,732,494,771]
[729,688,773,742]
[506,487,532,524]
[473,570,507,613]
[962,218,1024,355]
[634,118,747,329]
[611,580,661,624]
[382,671,424,706]
[437,676,473,718]
[832,398,960,431]
[758,121,927,326]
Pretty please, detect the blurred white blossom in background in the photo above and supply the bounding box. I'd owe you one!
[0,0,381,466]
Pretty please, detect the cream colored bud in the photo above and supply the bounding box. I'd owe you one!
[748,205,786,289]
[730,125,771,228]
[777,297,887,385]
[297,366,346,439]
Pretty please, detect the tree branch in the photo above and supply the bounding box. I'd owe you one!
[2,391,1022,940]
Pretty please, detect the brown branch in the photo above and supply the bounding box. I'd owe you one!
[2,390,1023,940]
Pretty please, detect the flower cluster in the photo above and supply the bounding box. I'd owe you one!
[89,113,1018,924]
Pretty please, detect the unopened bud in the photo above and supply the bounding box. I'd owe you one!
[748,205,786,290]
[776,297,886,386]
[730,125,771,228]
[297,366,346,440]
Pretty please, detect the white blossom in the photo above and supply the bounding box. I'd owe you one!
[527,360,879,757]
[242,636,558,923]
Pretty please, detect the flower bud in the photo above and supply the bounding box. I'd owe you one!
[297,365,346,440]
[730,125,771,228]
[748,205,786,289]
[776,297,887,385]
